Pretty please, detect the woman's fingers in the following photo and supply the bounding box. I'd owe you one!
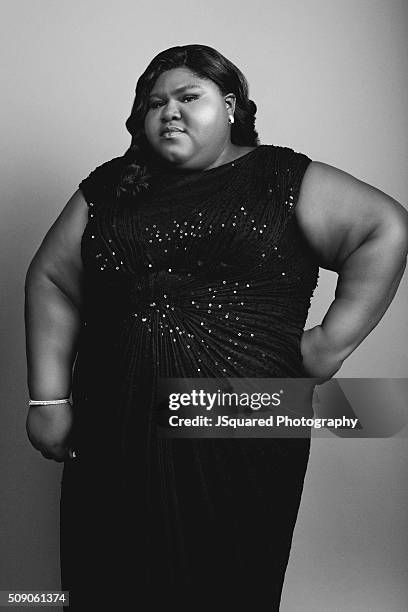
[40,450,56,460]
[40,446,77,462]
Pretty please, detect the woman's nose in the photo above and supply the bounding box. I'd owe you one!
[161,101,181,120]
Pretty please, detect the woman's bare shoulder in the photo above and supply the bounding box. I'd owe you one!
[294,161,408,270]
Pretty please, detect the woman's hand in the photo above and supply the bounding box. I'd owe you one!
[26,402,76,462]
[300,325,345,384]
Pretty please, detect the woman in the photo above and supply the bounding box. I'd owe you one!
[25,45,408,610]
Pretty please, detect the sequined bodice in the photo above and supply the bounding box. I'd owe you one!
[74,144,318,387]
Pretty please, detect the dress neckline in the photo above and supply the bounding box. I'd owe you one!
[195,144,263,174]
[147,144,266,202]
[158,144,264,177]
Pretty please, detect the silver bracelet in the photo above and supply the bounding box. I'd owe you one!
[28,398,71,406]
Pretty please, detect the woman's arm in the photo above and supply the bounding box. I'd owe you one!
[295,162,408,382]
[25,190,89,460]
[25,273,82,400]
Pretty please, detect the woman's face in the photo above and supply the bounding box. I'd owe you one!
[143,67,235,171]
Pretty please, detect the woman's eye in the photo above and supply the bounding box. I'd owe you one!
[149,95,199,109]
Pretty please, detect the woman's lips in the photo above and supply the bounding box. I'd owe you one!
[161,130,185,138]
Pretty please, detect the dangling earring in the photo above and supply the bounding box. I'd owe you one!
[228,115,235,125]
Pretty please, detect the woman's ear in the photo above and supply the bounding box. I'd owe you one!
[224,93,236,114]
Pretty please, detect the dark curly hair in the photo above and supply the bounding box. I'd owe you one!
[116,44,260,200]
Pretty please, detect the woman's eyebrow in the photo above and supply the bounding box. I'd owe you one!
[149,83,204,98]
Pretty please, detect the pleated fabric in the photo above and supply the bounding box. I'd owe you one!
[60,144,319,610]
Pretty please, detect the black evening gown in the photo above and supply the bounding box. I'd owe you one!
[60,144,319,610]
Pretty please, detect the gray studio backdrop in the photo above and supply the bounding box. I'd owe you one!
[1,1,408,610]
